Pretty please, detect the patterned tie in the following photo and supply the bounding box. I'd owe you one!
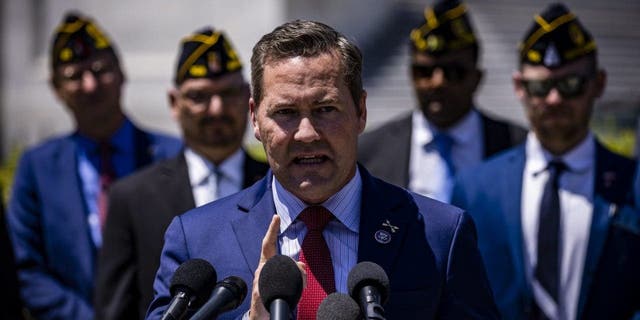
[433,132,456,175]
[297,206,336,320]
[535,160,567,304]
[97,142,115,229]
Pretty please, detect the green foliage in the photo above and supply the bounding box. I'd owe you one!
[245,141,267,163]
[0,146,23,203]
[593,128,636,158]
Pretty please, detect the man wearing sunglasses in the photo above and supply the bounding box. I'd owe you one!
[451,3,640,319]
[358,0,526,203]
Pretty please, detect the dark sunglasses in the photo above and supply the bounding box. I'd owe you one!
[519,74,592,99]
[411,63,470,82]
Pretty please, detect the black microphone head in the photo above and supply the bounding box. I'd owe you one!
[218,276,248,310]
[259,255,303,309]
[347,261,390,304]
[170,258,217,308]
[317,292,362,320]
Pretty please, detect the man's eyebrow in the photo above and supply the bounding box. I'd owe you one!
[314,97,339,105]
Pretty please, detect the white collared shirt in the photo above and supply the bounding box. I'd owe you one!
[409,109,484,202]
[522,132,594,320]
[272,168,361,294]
[185,148,244,207]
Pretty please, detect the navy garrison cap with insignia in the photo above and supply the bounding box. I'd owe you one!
[410,0,477,55]
[51,12,117,68]
[519,2,597,68]
[174,27,242,85]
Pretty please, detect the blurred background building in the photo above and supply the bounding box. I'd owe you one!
[1,0,639,177]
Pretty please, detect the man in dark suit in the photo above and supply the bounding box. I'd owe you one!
[451,3,640,319]
[358,0,526,202]
[146,20,498,319]
[6,12,180,320]
[94,27,269,320]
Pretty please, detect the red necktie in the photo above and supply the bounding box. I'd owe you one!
[97,142,115,229]
[297,206,336,320]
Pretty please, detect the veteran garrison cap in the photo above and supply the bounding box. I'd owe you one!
[174,27,242,85]
[410,0,478,55]
[519,3,596,68]
[51,12,118,68]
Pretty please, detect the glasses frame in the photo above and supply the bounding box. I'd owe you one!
[519,73,595,99]
[411,63,471,82]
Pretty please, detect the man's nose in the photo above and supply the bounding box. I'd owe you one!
[294,117,321,143]
[81,70,98,92]
[545,87,563,106]
[206,94,224,115]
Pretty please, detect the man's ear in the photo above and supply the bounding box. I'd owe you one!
[512,71,526,100]
[471,68,484,91]
[593,69,607,98]
[49,73,64,101]
[168,88,180,120]
[250,98,262,141]
[357,90,367,134]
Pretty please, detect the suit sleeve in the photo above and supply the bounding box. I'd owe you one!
[439,212,499,319]
[145,216,190,320]
[94,183,138,320]
[6,152,92,319]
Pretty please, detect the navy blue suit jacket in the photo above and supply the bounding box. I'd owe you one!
[147,166,499,319]
[451,140,640,320]
[7,125,180,320]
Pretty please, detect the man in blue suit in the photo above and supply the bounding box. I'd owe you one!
[451,3,640,320]
[147,20,499,319]
[6,12,180,320]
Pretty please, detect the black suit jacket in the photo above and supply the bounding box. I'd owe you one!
[94,151,269,320]
[357,111,527,188]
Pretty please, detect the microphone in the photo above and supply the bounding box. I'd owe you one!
[190,276,248,320]
[347,261,390,320]
[161,259,217,320]
[317,292,362,320]
[259,255,303,320]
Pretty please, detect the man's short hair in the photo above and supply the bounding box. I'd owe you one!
[250,20,363,110]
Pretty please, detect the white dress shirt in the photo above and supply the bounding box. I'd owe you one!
[522,132,594,320]
[272,168,361,294]
[409,109,483,202]
[185,148,244,207]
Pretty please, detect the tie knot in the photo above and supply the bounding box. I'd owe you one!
[298,206,334,231]
[97,141,114,155]
[547,160,567,176]
[433,132,454,148]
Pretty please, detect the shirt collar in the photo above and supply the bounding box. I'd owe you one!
[526,131,595,175]
[412,108,480,147]
[184,148,245,187]
[273,167,362,234]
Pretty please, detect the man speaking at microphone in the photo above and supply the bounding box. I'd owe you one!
[147,19,499,319]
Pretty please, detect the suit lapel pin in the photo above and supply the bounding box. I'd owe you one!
[374,219,398,244]
[382,219,399,233]
[374,230,391,244]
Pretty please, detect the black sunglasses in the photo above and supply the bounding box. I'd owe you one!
[411,63,470,82]
[519,74,592,99]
